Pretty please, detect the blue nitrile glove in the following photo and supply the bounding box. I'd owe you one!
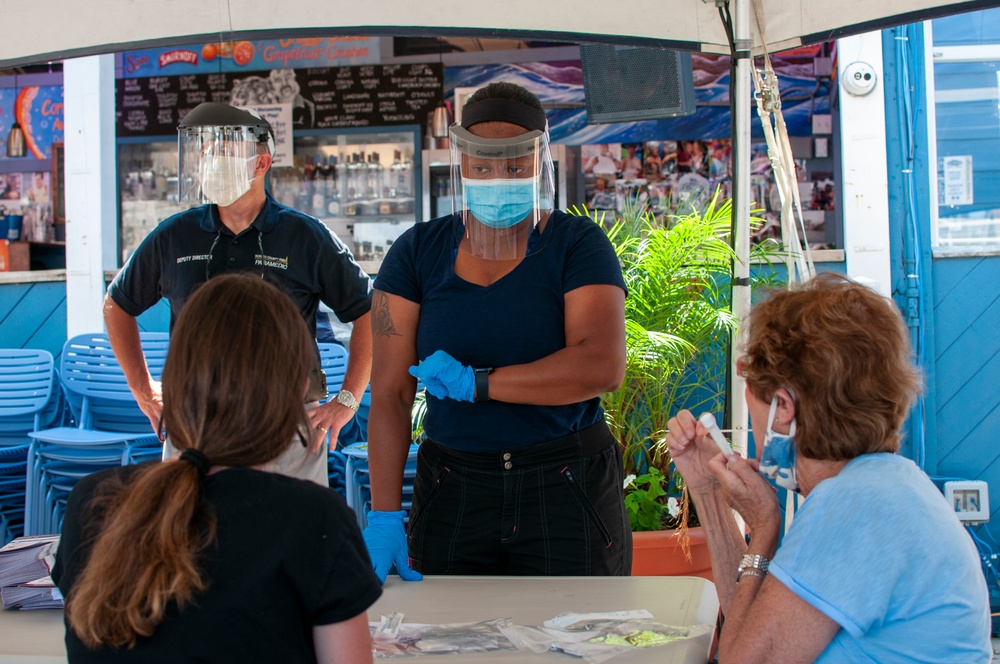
[361,510,423,583]
[408,350,475,402]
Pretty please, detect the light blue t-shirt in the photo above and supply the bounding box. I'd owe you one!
[769,453,991,663]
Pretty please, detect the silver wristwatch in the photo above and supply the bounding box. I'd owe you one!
[334,389,360,412]
[737,553,769,582]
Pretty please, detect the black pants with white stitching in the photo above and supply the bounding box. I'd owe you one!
[407,420,632,576]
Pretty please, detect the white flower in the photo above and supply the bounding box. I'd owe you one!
[667,497,680,518]
[623,474,636,490]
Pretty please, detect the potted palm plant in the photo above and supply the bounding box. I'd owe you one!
[575,192,782,578]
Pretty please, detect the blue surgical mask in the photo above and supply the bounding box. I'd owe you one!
[462,176,537,228]
[757,395,800,493]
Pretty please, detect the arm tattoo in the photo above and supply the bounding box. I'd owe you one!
[372,290,402,338]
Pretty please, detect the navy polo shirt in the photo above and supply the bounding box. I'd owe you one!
[108,195,372,334]
[374,211,626,451]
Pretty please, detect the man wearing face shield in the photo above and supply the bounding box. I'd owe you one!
[365,82,630,582]
[103,102,373,486]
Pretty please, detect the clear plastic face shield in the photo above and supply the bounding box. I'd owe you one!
[178,125,271,208]
[450,125,555,260]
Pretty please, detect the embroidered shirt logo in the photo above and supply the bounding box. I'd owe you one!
[176,254,211,264]
[257,254,289,270]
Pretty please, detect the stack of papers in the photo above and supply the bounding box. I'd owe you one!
[0,535,63,610]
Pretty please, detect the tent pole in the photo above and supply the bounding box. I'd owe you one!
[729,0,752,457]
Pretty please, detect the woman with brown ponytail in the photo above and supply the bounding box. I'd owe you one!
[51,274,381,663]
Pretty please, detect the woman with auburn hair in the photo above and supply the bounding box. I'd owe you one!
[666,273,990,663]
[52,274,381,663]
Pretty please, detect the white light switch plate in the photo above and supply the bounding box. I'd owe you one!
[944,480,989,523]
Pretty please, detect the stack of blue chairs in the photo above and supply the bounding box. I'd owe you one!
[328,385,372,497]
[25,333,167,535]
[317,343,349,496]
[342,441,420,530]
[121,443,163,465]
[315,342,423,520]
[345,382,426,528]
[0,349,64,545]
[0,447,28,545]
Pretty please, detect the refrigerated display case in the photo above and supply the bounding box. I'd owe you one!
[117,126,422,273]
[119,140,189,264]
[420,144,568,221]
[272,127,421,274]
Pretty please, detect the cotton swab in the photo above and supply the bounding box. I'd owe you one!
[699,412,733,457]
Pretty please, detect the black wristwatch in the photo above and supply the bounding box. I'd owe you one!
[474,367,493,402]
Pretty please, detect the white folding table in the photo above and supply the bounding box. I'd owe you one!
[0,575,719,663]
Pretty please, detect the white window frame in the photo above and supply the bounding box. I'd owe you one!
[928,27,1000,254]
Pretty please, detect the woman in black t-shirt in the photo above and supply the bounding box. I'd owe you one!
[52,274,381,663]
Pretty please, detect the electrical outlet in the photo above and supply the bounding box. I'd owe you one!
[944,480,990,524]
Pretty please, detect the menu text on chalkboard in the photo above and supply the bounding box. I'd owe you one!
[116,63,442,136]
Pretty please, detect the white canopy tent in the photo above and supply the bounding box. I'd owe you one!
[0,0,996,67]
[1,0,993,449]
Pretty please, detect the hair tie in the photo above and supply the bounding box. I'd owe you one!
[179,448,211,476]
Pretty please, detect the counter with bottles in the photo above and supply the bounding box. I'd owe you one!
[119,141,188,264]
[270,130,420,272]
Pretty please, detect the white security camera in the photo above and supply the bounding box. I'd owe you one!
[841,62,878,96]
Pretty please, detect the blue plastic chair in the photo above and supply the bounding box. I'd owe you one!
[317,342,348,396]
[25,334,167,534]
[317,343,353,493]
[121,439,164,465]
[316,343,422,508]
[0,447,29,545]
[327,448,348,499]
[57,333,169,433]
[342,442,420,529]
[0,349,59,445]
[0,349,62,543]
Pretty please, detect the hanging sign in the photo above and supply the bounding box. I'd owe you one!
[120,37,381,78]
[251,104,293,168]
[0,85,64,161]
[941,155,973,207]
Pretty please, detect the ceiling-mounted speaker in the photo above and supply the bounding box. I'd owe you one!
[580,45,696,124]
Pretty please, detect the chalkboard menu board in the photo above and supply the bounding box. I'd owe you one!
[116,63,442,137]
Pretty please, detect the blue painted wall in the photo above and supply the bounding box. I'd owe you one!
[0,280,169,361]
[931,256,1000,501]
[134,298,170,333]
[0,280,67,361]
[884,16,1000,559]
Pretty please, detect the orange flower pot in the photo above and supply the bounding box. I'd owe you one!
[631,526,713,580]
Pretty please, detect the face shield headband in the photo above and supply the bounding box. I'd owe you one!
[449,125,555,260]
[459,97,548,132]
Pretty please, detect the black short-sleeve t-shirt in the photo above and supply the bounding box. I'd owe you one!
[52,464,382,664]
[107,196,372,333]
[373,211,626,451]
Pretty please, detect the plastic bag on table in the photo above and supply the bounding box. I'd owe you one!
[371,612,519,658]
[502,610,714,664]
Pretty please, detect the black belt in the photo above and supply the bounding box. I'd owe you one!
[422,420,616,471]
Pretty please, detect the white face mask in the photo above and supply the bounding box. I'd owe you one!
[199,155,257,207]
